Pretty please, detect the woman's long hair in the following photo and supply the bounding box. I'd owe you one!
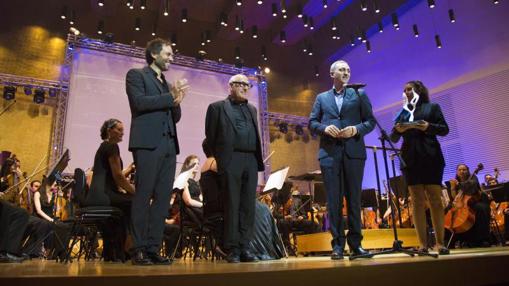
[406,80,430,104]
[180,155,199,173]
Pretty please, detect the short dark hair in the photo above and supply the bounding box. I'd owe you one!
[30,180,41,187]
[406,80,430,104]
[100,118,121,140]
[145,38,172,65]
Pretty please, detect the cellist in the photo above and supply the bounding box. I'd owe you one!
[447,164,491,247]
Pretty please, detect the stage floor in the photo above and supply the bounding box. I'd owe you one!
[1,247,508,286]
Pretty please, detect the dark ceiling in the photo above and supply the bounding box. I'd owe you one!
[1,0,409,79]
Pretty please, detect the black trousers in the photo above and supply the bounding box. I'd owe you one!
[22,216,52,256]
[321,154,365,250]
[131,137,176,253]
[0,201,29,255]
[222,152,258,252]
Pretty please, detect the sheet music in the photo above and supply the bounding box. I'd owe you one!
[263,166,290,193]
[173,167,195,190]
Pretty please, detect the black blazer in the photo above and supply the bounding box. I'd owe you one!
[125,66,181,153]
[390,102,449,169]
[205,98,264,173]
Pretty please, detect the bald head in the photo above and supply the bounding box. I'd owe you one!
[228,74,251,101]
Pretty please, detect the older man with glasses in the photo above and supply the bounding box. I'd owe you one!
[205,74,264,263]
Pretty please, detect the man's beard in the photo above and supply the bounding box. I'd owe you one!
[155,58,169,71]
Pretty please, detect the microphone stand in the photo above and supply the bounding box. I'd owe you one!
[348,86,437,260]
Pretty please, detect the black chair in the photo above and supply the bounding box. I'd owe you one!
[62,168,123,263]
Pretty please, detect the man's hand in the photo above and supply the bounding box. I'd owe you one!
[414,120,429,131]
[394,123,409,133]
[325,125,341,138]
[338,126,357,138]
[170,78,189,105]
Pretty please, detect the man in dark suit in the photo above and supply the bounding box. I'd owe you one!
[309,60,375,260]
[205,74,264,263]
[126,38,188,265]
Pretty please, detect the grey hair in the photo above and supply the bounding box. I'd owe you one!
[330,60,349,73]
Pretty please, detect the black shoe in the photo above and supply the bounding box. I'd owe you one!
[438,247,450,255]
[331,248,344,260]
[131,250,153,266]
[349,246,373,259]
[240,250,259,263]
[147,252,171,265]
[0,253,24,263]
[226,252,240,263]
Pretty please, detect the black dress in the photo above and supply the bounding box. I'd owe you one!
[390,102,449,185]
[88,141,132,261]
[184,179,204,225]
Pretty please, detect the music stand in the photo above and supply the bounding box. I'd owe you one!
[486,182,509,203]
[361,188,378,209]
[45,149,70,185]
[348,87,436,260]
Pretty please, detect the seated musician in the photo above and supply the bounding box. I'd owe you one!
[447,164,491,247]
[87,118,135,262]
[180,155,204,225]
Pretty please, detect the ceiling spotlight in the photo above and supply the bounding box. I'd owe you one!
[361,30,367,43]
[413,24,419,38]
[69,10,76,25]
[126,0,132,7]
[331,18,337,30]
[235,46,241,60]
[104,32,114,43]
[427,0,435,8]
[378,22,383,33]
[374,0,380,13]
[449,9,456,23]
[272,3,278,16]
[280,30,286,43]
[134,17,141,31]
[493,0,500,4]
[264,67,271,74]
[295,125,304,135]
[323,0,328,9]
[240,20,245,34]
[33,89,45,104]
[3,86,16,100]
[314,66,319,77]
[171,33,177,46]
[97,20,104,34]
[140,0,146,9]
[309,17,314,30]
[303,15,308,27]
[360,0,367,11]
[181,9,188,23]
[24,86,32,95]
[152,23,157,36]
[70,27,80,35]
[297,5,303,18]
[307,44,313,56]
[220,12,228,26]
[261,46,268,61]
[235,16,240,31]
[252,26,258,39]
[129,3,134,9]
[98,0,104,7]
[236,0,242,6]
[350,35,355,46]
[258,0,263,4]
[278,122,288,134]
[392,13,400,30]
[435,34,442,48]
[282,12,287,19]
[61,6,68,19]
[205,30,211,43]
[163,0,169,16]
[48,88,57,97]
[280,0,287,13]
[200,32,206,46]
[366,41,372,53]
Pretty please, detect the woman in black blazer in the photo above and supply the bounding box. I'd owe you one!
[390,80,450,255]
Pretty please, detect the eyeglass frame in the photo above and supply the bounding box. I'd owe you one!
[230,81,253,89]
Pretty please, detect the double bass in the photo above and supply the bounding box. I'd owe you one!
[444,163,483,234]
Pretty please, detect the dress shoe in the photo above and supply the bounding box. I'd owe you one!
[147,252,172,265]
[131,250,153,266]
[349,246,373,259]
[438,247,450,255]
[240,250,259,262]
[0,253,24,263]
[226,252,240,263]
[331,249,344,260]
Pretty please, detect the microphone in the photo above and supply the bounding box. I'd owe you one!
[344,83,367,89]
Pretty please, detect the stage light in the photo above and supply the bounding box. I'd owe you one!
[104,33,114,43]
[140,0,146,9]
[61,6,68,19]
[297,4,303,18]
[449,9,456,23]
[361,30,367,43]
[392,13,399,30]
[261,46,268,61]
[171,33,177,46]
[295,125,304,135]
[152,23,157,36]
[282,12,287,19]
[129,2,134,9]
[378,22,383,33]
[163,0,169,16]
[196,50,206,61]
[69,27,80,36]
[427,0,435,8]
[134,17,141,31]
[435,34,442,48]
[272,3,278,16]
[366,40,372,53]
[240,20,245,34]
[220,12,228,26]
[181,9,188,23]
[236,0,242,6]
[200,32,206,46]
[413,24,419,38]
[235,59,243,68]
[69,10,76,25]
[24,86,32,95]
[323,0,328,9]
[303,15,309,27]
[280,0,287,13]
[280,30,286,43]
[97,20,104,35]
[360,0,367,11]
[264,67,271,74]
[235,47,241,60]
[278,122,288,134]
[48,88,57,97]
[493,0,500,4]
[374,0,380,13]
[126,0,132,7]
[331,18,337,30]
[309,17,314,30]
[258,0,263,4]
[307,44,313,56]
[252,26,258,39]
[3,86,16,100]
[206,30,211,43]
[350,35,356,46]
[98,0,104,7]
[235,16,240,31]
[314,66,319,77]
[33,89,45,104]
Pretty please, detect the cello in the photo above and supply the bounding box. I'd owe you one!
[444,163,483,234]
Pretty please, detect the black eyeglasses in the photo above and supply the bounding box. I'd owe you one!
[231,81,253,89]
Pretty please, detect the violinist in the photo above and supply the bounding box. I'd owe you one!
[447,164,491,247]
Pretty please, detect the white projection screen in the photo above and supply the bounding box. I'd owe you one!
[63,48,261,178]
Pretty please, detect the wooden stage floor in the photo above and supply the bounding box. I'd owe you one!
[1,247,508,286]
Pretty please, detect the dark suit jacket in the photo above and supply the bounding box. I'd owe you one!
[125,66,181,154]
[205,98,264,173]
[308,88,376,166]
[390,102,449,169]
